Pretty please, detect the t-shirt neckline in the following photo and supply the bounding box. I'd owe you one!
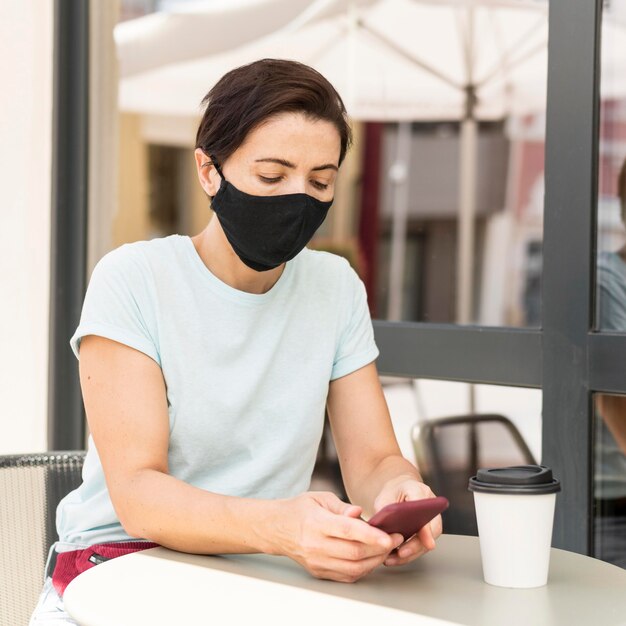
[179,234,295,305]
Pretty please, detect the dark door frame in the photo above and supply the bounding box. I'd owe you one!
[48,0,89,451]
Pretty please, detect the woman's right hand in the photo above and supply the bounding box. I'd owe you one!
[272,491,404,583]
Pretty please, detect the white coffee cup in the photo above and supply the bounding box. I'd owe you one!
[468,465,561,589]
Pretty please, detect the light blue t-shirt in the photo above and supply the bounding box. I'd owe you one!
[57,234,379,545]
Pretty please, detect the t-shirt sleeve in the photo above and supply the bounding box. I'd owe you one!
[69,245,161,366]
[330,263,380,381]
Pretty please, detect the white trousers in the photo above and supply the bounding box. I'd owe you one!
[28,576,79,625]
[28,541,88,625]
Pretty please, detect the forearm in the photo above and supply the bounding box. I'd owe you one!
[118,469,285,555]
[348,454,423,519]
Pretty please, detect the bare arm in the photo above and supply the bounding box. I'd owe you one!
[79,334,279,554]
[78,335,398,582]
[327,362,442,567]
[326,362,424,518]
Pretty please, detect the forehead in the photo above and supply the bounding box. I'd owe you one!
[238,112,341,165]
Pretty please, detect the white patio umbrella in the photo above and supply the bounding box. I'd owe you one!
[117,0,626,322]
[114,0,375,78]
[118,0,564,119]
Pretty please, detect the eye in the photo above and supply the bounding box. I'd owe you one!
[259,174,328,191]
[312,181,329,190]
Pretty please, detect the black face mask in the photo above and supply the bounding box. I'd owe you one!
[207,153,334,272]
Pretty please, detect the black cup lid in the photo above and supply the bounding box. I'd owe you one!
[468,465,561,495]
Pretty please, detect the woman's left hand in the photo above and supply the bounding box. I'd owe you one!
[372,476,443,567]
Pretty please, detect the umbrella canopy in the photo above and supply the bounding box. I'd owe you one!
[114,0,365,79]
[118,0,626,119]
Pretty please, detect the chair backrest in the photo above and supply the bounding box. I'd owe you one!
[411,414,536,536]
[0,451,85,626]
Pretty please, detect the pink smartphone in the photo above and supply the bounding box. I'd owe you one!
[367,496,449,539]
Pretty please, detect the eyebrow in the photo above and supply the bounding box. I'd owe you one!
[254,157,338,172]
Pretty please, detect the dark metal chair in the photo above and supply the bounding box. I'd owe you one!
[0,451,86,625]
[412,414,536,536]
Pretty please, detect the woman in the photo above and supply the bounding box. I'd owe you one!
[30,58,442,623]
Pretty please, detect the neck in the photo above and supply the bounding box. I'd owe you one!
[191,216,285,294]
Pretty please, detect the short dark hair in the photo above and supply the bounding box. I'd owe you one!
[619,157,626,221]
[195,58,352,169]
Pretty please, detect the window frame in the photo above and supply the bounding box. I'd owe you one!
[374,0,604,556]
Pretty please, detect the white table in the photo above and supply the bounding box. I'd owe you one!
[64,534,626,626]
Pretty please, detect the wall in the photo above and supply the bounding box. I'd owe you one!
[0,1,53,454]
[115,113,151,246]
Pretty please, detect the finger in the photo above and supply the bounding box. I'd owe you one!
[324,537,394,561]
[312,492,361,517]
[311,491,352,515]
[343,504,363,518]
[403,486,435,502]
[417,523,436,551]
[392,534,428,560]
[384,535,430,566]
[430,514,443,539]
[326,514,395,551]
[314,552,389,582]
[384,545,428,567]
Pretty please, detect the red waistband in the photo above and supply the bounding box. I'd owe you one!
[52,540,160,597]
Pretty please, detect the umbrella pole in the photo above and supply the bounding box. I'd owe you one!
[458,112,478,414]
[456,113,477,325]
[456,3,477,326]
[387,121,412,321]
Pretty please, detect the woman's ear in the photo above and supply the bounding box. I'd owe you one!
[194,148,220,197]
